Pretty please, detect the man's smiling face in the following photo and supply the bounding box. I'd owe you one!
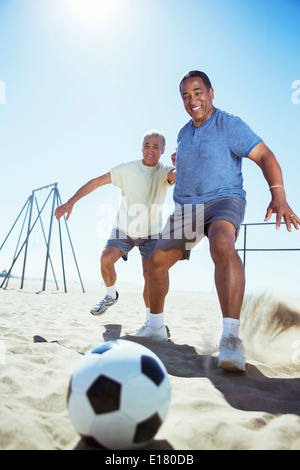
[142,135,165,167]
[180,76,215,128]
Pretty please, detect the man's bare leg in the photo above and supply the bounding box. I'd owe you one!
[208,220,246,371]
[148,248,183,313]
[130,248,182,340]
[142,258,150,308]
[208,220,245,320]
[100,246,124,289]
[90,246,123,315]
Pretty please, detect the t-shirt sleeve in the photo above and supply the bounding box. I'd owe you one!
[162,164,175,185]
[110,163,126,188]
[227,116,263,158]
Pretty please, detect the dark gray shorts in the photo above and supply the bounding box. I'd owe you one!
[156,197,245,260]
[106,228,159,260]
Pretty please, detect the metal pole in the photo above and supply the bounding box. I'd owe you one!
[0,183,86,293]
[20,194,34,289]
[32,182,59,193]
[1,189,54,289]
[3,199,31,289]
[243,224,247,269]
[42,188,56,291]
[55,187,67,293]
[0,197,31,252]
[57,191,85,293]
[34,196,59,290]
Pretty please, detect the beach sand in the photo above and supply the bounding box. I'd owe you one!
[1,278,300,450]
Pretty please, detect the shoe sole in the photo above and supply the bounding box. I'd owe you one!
[90,304,116,316]
[132,336,169,342]
[218,358,246,372]
[90,294,119,316]
[90,309,107,316]
[129,326,171,342]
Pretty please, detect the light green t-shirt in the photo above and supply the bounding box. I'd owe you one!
[110,160,174,237]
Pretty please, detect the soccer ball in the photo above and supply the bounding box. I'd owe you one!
[67,339,171,449]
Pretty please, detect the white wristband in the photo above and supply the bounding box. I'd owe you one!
[269,185,285,191]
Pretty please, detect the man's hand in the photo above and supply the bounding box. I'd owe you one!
[55,201,74,221]
[171,149,177,166]
[265,190,300,231]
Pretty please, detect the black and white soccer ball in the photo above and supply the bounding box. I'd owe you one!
[67,339,171,449]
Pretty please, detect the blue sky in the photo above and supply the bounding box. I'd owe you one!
[0,0,299,298]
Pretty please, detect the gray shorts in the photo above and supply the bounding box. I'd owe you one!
[156,197,245,260]
[106,228,159,261]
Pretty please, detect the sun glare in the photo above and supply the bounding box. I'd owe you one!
[65,0,119,27]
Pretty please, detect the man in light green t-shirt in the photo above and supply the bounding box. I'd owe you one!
[55,130,175,326]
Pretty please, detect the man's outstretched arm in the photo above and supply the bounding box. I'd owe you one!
[55,172,111,220]
[248,142,299,231]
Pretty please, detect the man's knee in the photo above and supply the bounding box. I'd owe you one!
[148,249,164,275]
[208,221,237,262]
[149,248,182,277]
[101,247,121,268]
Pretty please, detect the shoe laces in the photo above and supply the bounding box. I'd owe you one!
[94,295,112,308]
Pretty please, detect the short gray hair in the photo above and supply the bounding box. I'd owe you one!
[142,129,166,149]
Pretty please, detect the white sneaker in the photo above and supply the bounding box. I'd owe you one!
[218,335,246,372]
[90,292,119,316]
[130,323,170,342]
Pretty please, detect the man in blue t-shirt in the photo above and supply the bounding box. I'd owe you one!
[133,70,299,372]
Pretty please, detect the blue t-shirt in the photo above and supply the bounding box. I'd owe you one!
[174,108,262,206]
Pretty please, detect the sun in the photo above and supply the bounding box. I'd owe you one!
[64,0,119,27]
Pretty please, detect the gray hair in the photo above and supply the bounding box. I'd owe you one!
[142,129,166,149]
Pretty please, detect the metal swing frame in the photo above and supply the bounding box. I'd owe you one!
[0,183,85,293]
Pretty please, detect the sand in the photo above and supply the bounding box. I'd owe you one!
[1,278,300,451]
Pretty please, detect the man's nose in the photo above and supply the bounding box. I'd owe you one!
[190,95,198,106]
